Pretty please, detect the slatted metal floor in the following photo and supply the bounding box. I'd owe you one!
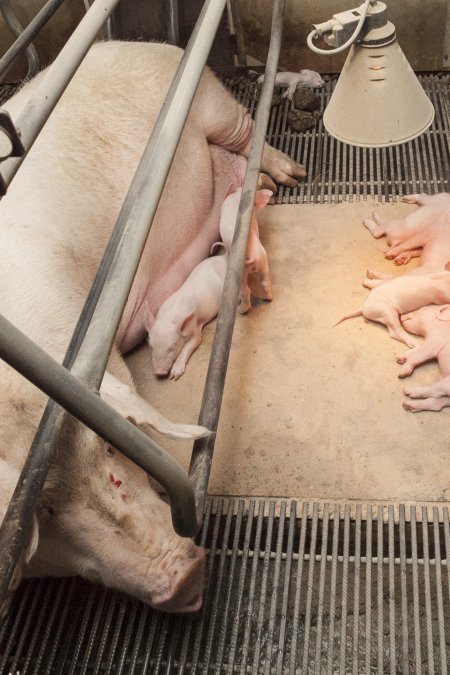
[1,499,449,673]
[224,71,449,202]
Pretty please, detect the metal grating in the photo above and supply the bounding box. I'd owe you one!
[1,499,449,673]
[225,72,450,203]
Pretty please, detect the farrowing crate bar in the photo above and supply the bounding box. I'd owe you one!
[0,0,280,607]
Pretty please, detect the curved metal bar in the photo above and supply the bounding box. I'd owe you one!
[189,0,286,526]
[0,0,121,193]
[72,0,228,388]
[0,311,199,604]
[0,0,66,81]
[0,0,40,79]
[0,0,228,607]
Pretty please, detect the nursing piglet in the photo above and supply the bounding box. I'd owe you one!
[257,70,324,100]
[149,251,227,380]
[219,188,273,314]
[363,192,450,265]
[336,269,450,347]
[397,305,450,411]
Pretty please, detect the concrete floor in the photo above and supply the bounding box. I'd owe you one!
[127,201,450,505]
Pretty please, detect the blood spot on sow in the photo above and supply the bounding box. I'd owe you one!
[108,473,122,488]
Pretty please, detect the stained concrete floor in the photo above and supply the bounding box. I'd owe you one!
[127,201,450,505]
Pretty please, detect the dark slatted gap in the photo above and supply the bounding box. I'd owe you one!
[1,500,449,673]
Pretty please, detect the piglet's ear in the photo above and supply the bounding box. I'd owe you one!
[254,189,273,210]
[180,312,196,337]
[437,305,450,321]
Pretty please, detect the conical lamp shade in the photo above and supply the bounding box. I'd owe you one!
[323,39,435,147]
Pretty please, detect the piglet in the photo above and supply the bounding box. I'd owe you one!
[397,304,450,411]
[149,251,227,380]
[257,70,324,101]
[336,269,450,347]
[363,192,450,265]
[218,187,273,314]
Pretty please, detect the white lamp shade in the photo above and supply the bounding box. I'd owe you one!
[323,39,435,147]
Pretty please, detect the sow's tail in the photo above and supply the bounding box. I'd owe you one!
[334,309,363,326]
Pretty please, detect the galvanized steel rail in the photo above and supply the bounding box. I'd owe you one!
[0,0,40,80]
[189,0,286,524]
[0,0,122,191]
[0,0,66,81]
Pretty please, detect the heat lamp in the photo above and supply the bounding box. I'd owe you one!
[308,0,435,147]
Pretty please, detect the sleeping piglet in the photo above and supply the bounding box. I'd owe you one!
[336,268,450,347]
[363,192,450,265]
[218,187,273,314]
[399,304,450,412]
[149,251,227,380]
[257,70,324,100]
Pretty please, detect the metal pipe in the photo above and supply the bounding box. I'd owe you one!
[0,0,65,81]
[0,0,121,192]
[228,0,247,65]
[0,0,40,80]
[0,0,227,605]
[167,0,179,45]
[0,313,198,538]
[72,0,228,389]
[188,0,285,525]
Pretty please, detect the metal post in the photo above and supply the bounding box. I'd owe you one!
[0,0,40,79]
[72,0,228,389]
[167,0,179,45]
[0,0,122,192]
[189,0,286,524]
[0,0,66,81]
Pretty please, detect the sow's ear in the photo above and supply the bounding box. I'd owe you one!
[437,305,450,321]
[0,515,39,618]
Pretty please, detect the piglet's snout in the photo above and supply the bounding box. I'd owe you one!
[151,545,205,613]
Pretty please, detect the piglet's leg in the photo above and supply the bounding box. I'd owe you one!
[366,269,393,281]
[404,375,450,399]
[100,372,210,439]
[363,216,385,239]
[396,345,437,377]
[401,194,426,205]
[169,331,202,381]
[403,396,450,412]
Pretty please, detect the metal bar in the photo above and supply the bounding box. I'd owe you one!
[0,0,227,606]
[339,504,350,674]
[326,504,340,674]
[167,0,179,45]
[0,0,39,80]
[277,500,297,674]
[302,502,318,673]
[189,0,285,524]
[0,0,122,192]
[0,314,198,554]
[351,505,362,674]
[365,505,372,674]
[388,505,396,673]
[399,504,410,675]
[228,0,247,65]
[71,0,228,388]
[315,503,330,674]
[432,507,447,674]
[0,0,65,81]
[411,507,422,675]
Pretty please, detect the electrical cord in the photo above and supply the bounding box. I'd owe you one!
[307,0,372,55]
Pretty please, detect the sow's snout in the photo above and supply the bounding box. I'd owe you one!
[151,544,205,613]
